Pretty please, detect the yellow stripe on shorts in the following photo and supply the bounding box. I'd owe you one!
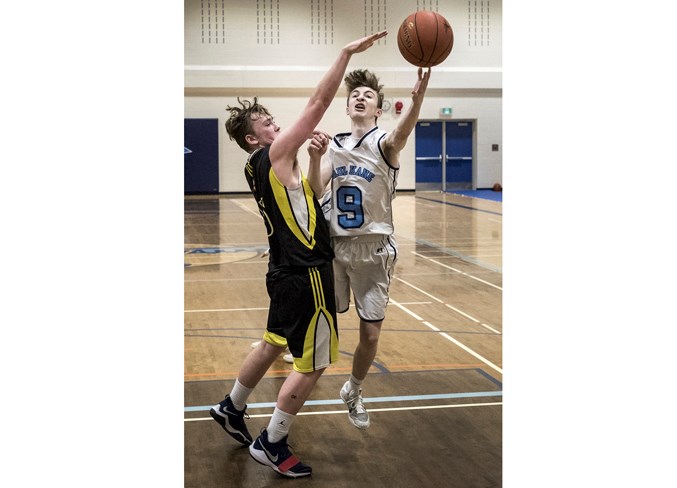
[294,267,338,373]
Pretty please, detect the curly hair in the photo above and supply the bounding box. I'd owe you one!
[224,97,272,151]
[344,69,384,109]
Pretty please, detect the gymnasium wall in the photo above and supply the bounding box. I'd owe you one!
[184,0,502,192]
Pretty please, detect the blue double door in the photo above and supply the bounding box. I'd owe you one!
[415,120,474,191]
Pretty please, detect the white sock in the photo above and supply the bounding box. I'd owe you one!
[229,379,253,412]
[267,407,295,443]
[348,374,363,393]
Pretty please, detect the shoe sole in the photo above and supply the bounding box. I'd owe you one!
[347,415,370,429]
[210,407,252,445]
[340,388,370,429]
[249,444,311,478]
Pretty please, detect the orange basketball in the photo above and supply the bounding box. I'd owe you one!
[397,11,454,68]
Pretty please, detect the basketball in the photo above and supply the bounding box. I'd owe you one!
[397,11,454,68]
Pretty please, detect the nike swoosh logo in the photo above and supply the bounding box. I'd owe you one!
[212,408,240,422]
[262,443,278,463]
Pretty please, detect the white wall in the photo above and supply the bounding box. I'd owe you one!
[185,0,502,191]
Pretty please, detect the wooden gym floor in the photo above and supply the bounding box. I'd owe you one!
[184,191,502,487]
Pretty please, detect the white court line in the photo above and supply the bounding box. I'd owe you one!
[422,321,440,331]
[184,302,431,314]
[439,332,502,374]
[184,401,502,422]
[445,303,480,323]
[411,251,502,291]
[234,200,262,219]
[390,299,502,374]
[480,323,501,334]
[184,307,269,313]
[390,300,424,321]
[393,277,444,303]
[395,277,501,335]
[185,277,263,283]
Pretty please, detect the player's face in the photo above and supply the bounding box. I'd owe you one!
[249,114,280,147]
[347,87,382,120]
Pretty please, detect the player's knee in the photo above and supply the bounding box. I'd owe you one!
[360,328,381,348]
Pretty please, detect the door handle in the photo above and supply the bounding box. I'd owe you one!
[415,155,443,161]
[445,156,472,160]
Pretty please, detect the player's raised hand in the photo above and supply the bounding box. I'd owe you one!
[412,67,431,98]
[343,30,388,55]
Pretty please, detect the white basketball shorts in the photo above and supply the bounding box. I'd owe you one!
[331,234,398,322]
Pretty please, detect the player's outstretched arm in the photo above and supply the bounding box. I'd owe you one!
[381,67,431,167]
[270,31,387,175]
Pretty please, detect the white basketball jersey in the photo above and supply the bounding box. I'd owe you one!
[328,127,399,237]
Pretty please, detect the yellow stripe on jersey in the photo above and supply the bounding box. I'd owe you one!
[245,150,259,177]
[269,167,317,250]
[295,267,338,373]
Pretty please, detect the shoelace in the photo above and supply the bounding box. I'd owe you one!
[348,389,367,414]
[280,443,295,458]
[354,400,367,415]
[225,404,250,421]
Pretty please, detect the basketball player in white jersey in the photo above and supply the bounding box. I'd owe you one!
[307,67,431,429]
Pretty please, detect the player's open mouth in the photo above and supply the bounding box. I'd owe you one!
[354,103,365,110]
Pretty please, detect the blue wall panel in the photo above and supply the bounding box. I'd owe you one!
[184,118,219,194]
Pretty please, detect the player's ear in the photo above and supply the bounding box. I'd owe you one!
[245,133,258,146]
[375,108,383,118]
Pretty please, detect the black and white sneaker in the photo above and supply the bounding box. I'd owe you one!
[209,395,252,446]
[249,428,312,478]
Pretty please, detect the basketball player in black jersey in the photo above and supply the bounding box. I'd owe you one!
[209,30,387,479]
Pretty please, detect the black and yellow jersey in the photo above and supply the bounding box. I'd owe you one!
[244,147,334,269]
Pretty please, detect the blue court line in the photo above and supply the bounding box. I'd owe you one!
[475,368,504,388]
[416,195,502,216]
[184,390,502,412]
